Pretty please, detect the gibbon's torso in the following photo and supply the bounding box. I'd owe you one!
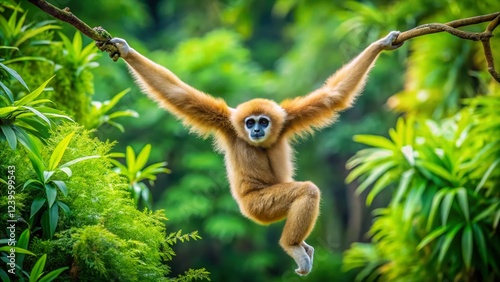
[218,134,294,201]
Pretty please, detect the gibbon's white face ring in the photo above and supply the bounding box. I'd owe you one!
[244,115,271,143]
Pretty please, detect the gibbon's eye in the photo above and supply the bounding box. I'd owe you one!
[245,118,256,129]
[259,118,270,128]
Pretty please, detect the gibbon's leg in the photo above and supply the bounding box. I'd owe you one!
[243,181,320,276]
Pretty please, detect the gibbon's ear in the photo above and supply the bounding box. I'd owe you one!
[231,99,287,147]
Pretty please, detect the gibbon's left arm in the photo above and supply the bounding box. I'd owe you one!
[280,31,401,137]
[109,38,233,137]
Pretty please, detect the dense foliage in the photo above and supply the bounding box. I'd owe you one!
[1,0,499,281]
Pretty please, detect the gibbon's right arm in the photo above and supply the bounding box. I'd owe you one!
[110,38,232,137]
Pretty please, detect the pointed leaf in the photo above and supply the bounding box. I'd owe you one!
[438,224,463,265]
[15,76,53,106]
[417,225,448,250]
[135,144,152,172]
[427,188,448,230]
[0,62,29,91]
[366,172,393,206]
[462,224,473,270]
[59,155,100,168]
[52,180,68,197]
[22,106,51,126]
[393,169,414,204]
[48,131,75,170]
[126,146,136,174]
[472,223,488,265]
[45,183,57,208]
[0,246,35,256]
[29,254,47,282]
[38,267,69,282]
[57,201,70,215]
[456,187,469,221]
[30,198,46,219]
[353,134,395,150]
[475,159,499,193]
[0,125,17,150]
[59,167,72,177]
[48,203,59,238]
[441,191,455,226]
[356,161,396,195]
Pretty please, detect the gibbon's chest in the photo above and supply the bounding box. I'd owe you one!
[222,137,294,185]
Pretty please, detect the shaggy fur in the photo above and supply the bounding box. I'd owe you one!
[109,31,400,276]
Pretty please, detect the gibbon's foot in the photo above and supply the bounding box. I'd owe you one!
[288,245,312,276]
[301,241,314,261]
[379,31,403,50]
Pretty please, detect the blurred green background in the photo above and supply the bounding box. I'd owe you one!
[3,0,500,281]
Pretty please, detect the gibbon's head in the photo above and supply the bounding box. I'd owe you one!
[231,99,287,147]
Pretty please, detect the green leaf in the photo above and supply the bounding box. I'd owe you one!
[475,159,499,193]
[57,201,70,215]
[0,106,19,116]
[52,180,67,197]
[45,183,57,208]
[59,167,72,177]
[15,76,53,106]
[21,106,51,126]
[366,172,393,206]
[48,203,59,238]
[438,224,463,265]
[126,146,136,174]
[59,155,100,168]
[427,188,448,230]
[48,131,75,170]
[38,267,69,282]
[29,254,47,282]
[30,198,46,219]
[393,169,414,204]
[353,134,396,150]
[456,187,469,221]
[415,160,455,184]
[0,246,35,256]
[441,191,455,226]
[417,225,448,250]
[134,144,151,172]
[0,62,29,91]
[356,161,396,195]
[462,224,473,270]
[472,223,488,264]
[0,125,17,150]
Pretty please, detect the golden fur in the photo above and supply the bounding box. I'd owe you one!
[109,31,400,276]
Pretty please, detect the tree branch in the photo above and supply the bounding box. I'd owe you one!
[26,0,500,81]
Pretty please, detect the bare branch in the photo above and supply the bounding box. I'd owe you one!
[392,12,500,83]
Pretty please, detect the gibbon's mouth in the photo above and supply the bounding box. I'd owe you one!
[250,133,266,141]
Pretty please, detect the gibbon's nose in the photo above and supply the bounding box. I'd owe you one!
[253,128,260,133]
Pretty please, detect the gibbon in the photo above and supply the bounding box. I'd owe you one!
[100,31,401,276]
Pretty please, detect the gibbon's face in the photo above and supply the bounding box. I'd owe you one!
[244,115,271,143]
[231,98,286,147]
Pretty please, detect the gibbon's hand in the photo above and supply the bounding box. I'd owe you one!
[378,31,403,50]
[109,38,132,58]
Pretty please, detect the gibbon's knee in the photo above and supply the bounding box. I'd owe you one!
[303,181,320,200]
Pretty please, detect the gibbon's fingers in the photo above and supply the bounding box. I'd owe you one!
[109,37,131,58]
[380,31,403,50]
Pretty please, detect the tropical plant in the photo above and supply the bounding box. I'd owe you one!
[0,75,72,154]
[343,93,500,281]
[0,230,68,282]
[24,131,100,239]
[0,7,59,55]
[109,144,170,209]
[86,88,139,132]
